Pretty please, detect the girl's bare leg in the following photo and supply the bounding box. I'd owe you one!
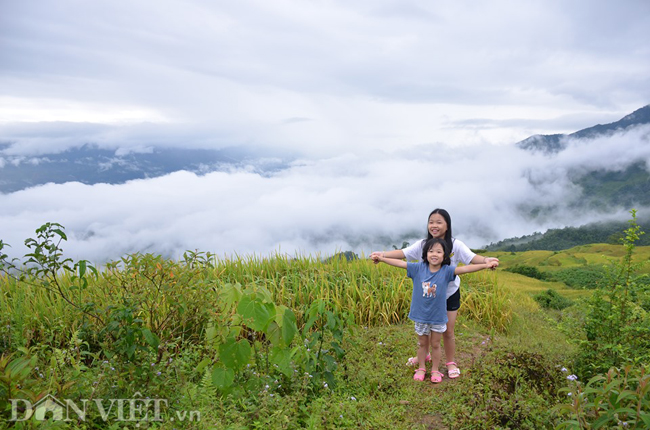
[417,334,430,368]
[429,332,443,371]
[443,310,459,372]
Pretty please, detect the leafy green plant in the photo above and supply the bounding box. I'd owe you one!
[534,289,574,310]
[0,350,42,412]
[574,210,650,376]
[555,365,650,429]
[210,283,354,396]
[7,223,101,325]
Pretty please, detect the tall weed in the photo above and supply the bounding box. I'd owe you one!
[573,210,650,377]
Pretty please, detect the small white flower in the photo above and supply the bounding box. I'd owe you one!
[350,396,356,401]
[561,367,568,372]
[567,374,578,381]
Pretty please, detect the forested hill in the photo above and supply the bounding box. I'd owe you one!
[484,218,650,252]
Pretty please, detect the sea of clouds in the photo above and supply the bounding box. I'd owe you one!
[1,125,649,264]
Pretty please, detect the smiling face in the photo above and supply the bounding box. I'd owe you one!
[428,213,448,239]
[426,242,446,268]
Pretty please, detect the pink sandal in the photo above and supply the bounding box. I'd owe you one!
[413,368,426,381]
[446,362,461,379]
[406,353,432,367]
[430,370,444,383]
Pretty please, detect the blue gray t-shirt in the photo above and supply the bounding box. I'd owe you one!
[406,262,457,325]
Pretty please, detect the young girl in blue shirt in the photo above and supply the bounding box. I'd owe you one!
[371,208,499,379]
[374,237,497,383]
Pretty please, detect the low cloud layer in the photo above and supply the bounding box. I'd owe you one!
[1,126,648,264]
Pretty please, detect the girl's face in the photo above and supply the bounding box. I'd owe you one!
[428,213,448,239]
[426,243,445,267]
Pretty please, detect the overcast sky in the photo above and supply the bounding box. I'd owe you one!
[1,0,649,262]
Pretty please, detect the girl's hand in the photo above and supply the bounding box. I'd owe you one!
[369,251,384,264]
[486,260,498,270]
[485,257,499,269]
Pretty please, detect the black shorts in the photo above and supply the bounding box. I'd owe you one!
[446,288,461,311]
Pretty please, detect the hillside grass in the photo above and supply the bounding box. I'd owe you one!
[490,244,650,274]
[1,243,648,429]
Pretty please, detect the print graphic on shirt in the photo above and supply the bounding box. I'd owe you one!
[421,282,437,298]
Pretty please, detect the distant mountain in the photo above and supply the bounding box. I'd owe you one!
[515,104,650,214]
[0,144,289,193]
[484,105,650,251]
[517,105,650,153]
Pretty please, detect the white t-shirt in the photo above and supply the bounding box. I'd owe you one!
[401,238,477,298]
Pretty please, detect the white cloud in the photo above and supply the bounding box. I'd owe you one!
[1,126,648,263]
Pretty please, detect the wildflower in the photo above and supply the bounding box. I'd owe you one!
[561,367,568,372]
[350,396,356,401]
[111,367,115,371]
[324,383,328,388]
[567,374,578,381]
[567,392,572,396]
[157,372,161,376]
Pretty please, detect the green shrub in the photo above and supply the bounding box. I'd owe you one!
[505,264,549,280]
[449,348,565,429]
[534,289,573,310]
[549,265,607,289]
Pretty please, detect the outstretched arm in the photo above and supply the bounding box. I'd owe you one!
[374,253,408,269]
[369,249,405,264]
[470,254,500,268]
[455,260,498,276]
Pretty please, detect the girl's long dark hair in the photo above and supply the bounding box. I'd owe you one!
[421,237,451,266]
[426,208,453,253]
